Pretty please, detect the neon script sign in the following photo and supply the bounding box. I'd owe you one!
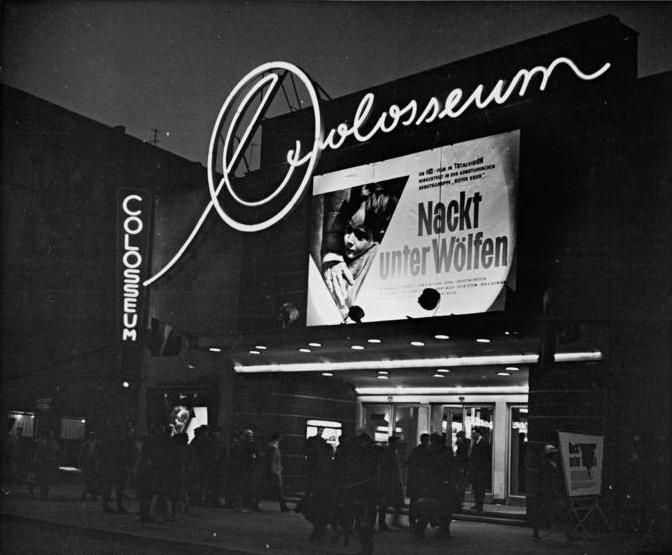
[144,57,610,287]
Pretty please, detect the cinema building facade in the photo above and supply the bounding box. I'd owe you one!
[140,17,670,521]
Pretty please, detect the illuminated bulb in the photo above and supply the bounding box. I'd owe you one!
[505,366,520,371]
[308,342,322,348]
[434,334,450,340]
[476,338,491,343]
[497,371,511,376]
[377,375,389,380]
[410,341,425,347]
[432,374,445,378]
[255,345,268,350]
[298,348,311,353]
[436,368,450,373]
[377,370,389,375]
[209,347,222,352]
[321,372,333,377]
[351,345,365,350]
[249,350,261,355]
[367,338,382,344]
[122,381,130,388]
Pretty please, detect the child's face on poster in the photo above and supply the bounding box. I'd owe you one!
[344,204,375,260]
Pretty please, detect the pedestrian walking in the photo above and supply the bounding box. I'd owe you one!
[230,428,260,511]
[4,427,23,488]
[407,433,430,527]
[98,425,132,514]
[532,443,573,541]
[171,432,192,515]
[264,431,290,512]
[335,430,381,555]
[137,429,162,523]
[209,426,227,508]
[189,425,215,506]
[225,430,241,509]
[241,429,261,510]
[377,435,404,530]
[304,427,333,496]
[78,431,100,501]
[33,430,59,499]
[411,433,455,539]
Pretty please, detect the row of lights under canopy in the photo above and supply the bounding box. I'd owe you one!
[206,330,519,356]
[207,329,522,380]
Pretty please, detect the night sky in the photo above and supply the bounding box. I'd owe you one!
[2,1,671,164]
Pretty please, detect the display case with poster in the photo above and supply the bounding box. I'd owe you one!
[145,387,215,442]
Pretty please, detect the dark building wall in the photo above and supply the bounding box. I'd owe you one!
[601,73,672,531]
[526,71,672,528]
[147,182,244,338]
[234,374,357,493]
[1,85,210,434]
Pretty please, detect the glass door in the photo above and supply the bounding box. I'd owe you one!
[442,404,494,493]
[363,404,392,442]
[441,406,464,452]
[362,403,420,489]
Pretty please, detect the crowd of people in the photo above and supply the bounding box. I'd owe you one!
[3,422,501,553]
[299,426,495,553]
[4,426,61,499]
[2,423,291,522]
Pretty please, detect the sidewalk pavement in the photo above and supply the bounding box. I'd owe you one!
[0,481,656,555]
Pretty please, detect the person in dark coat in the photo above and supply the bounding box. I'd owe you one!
[412,433,455,538]
[98,425,133,514]
[137,429,163,523]
[304,427,333,496]
[33,430,59,499]
[171,432,192,515]
[406,433,430,527]
[230,429,260,511]
[225,430,241,509]
[189,425,215,506]
[5,427,30,489]
[79,432,100,501]
[468,428,490,511]
[377,435,404,530]
[532,443,573,541]
[454,430,469,512]
[335,431,381,555]
[264,431,289,512]
[208,426,227,507]
[153,429,181,520]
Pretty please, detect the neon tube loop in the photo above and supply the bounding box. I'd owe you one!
[144,57,610,287]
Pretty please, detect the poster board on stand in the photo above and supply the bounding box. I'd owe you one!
[557,431,604,497]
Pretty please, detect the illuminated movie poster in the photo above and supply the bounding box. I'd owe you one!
[307,130,519,326]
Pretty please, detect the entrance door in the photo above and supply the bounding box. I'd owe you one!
[442,405,494,493]
[362,403,420,488]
